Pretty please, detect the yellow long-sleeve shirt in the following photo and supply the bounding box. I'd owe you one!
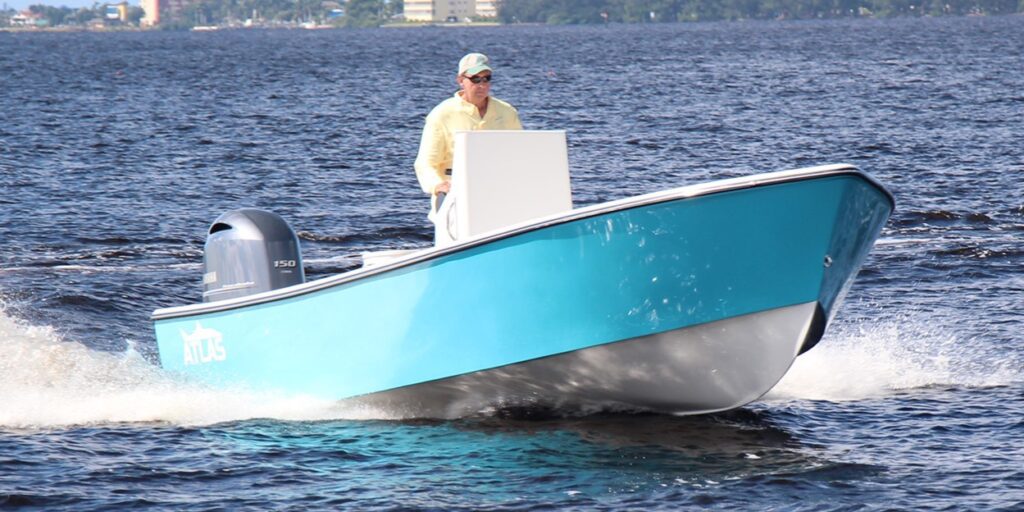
[414,92,523,195]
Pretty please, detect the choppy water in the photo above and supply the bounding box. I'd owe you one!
[1,16,1023,510]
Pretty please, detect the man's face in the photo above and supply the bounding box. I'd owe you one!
[458,71,492,104]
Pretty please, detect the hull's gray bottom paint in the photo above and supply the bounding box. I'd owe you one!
[344,302,819,419]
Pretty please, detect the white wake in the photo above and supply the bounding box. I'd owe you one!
[0,307,386,428]
[2,304,1018,427]
[767,312,1021,402]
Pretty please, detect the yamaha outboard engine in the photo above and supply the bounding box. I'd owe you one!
[202,209,305,303]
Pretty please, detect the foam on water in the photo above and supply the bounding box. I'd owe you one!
[0,307,389,429]
[3,302,1019,428]
[767,312,1021,402]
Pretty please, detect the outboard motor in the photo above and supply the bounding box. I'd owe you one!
[202,209,305,303]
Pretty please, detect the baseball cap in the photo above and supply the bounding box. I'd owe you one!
[458,53,492,76]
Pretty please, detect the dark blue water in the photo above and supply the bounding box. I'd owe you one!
[2,16,1023,509]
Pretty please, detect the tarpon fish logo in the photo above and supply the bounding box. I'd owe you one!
[180,322,227,365]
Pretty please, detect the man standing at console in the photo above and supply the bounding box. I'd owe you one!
[414,53,522,210]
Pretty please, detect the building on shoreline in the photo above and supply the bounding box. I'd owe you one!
[404,0,497,22]
[140,0,159,26]
[475,0,496,18]
[138,0,188,27]
[106,2,129,22]
[10,10,48,27]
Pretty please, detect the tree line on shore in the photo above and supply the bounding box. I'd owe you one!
[168,0,402,29]
[3,3,145,26]
[497,0,1024,23]
[0,0,400,28]
[3,0,1022,29]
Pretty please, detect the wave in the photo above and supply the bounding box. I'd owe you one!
[932,245,1024,260]
[766,313,1021,402]
[0,263,202,274]
[891,209,995,228]
[0,307,387,429]
[2,303,1018,428]
[296,227,431,245]
[874,231,1024,264]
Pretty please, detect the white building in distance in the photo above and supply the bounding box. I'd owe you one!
[475,0,497,18]
[404,0,497,22]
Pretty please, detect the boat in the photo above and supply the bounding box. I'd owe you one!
[151,131,893,418]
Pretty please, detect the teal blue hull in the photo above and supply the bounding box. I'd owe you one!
[153,167,892,415]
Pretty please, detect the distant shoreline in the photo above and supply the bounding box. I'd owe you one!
[2,12,1019,33]
[0,21,505,32]
[380,21,502,28]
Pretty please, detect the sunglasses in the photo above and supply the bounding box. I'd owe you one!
[464,74,493,84]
